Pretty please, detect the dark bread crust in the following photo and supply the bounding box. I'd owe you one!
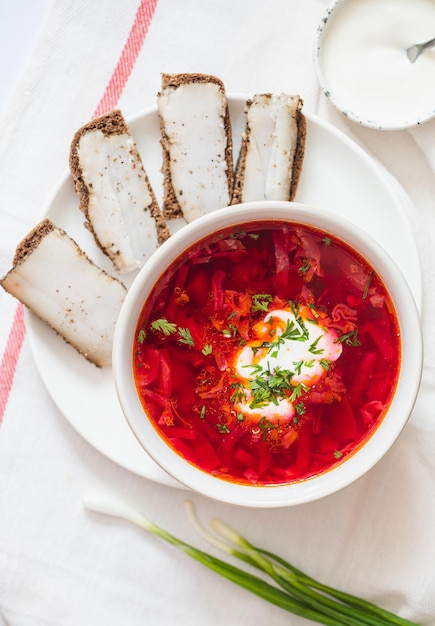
[231,121,249,206]
[291,103,306,200]
[232,95,306,205]
[12,218,55,266]
[158,73,234,220]
[69,110,169,252]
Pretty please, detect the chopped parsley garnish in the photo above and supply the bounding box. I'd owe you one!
[257,416,278,441]
[289,382,309,402]
[267,368,294,392]
[151,318,177,336]
[333,450,343,459]
[306,303,320,318]
[201,344,213,356]
[230,381,247,404]
[216,423,230,434]
[228,323,238,337]
[222,323,238,338]
[293,360,304,375]
[295,401,306,416]
[336,329,361,347]
[308,335,324,355]
[151,318,195,345]
[294,359,314,374]
[289,300,301,317]
[299,258,312,273]
[288,303,310,339]
[244,363,263,374]
[137,328,146,343]
[229,230,246,239]
[248,365,294,409]
[252,317,309,355]
[282,319,305,341]
[178,327,194,346]
[251,293,273,313]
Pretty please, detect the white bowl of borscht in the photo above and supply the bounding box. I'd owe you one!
[113,201,423,507]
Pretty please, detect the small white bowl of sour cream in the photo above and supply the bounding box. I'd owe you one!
[314,0,435,130]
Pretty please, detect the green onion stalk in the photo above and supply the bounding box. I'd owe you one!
[83,495,420,626]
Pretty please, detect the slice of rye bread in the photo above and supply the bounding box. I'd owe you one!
[232,95,306,204]
[158,72,234,221]
[1,218,127,367]
[69,109,169,256]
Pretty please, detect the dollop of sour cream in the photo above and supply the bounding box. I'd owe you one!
[318,0,435,128]
[232,306,342,423]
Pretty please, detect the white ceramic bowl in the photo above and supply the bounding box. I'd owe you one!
[314,0,435,130]
[113,201,422,507]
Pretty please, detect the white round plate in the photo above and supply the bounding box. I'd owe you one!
[26,95,422,486]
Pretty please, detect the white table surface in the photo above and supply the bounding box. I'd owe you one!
[0,1,52,117]
[1,2,434,625]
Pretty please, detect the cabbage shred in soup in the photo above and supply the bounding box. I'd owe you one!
[133,221,400,485]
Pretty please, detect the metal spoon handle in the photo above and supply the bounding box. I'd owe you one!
[407,37,435,63]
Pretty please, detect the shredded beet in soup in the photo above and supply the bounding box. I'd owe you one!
[133,221,400,485]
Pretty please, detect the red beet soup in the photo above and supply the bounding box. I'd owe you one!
[133,221,400,486]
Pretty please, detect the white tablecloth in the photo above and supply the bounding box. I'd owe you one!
[1,1,435,624]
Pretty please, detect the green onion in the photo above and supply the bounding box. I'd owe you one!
[336,329,362,347]
[362,271,374,300]
[83,496,419,626]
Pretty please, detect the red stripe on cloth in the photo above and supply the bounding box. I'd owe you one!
[93,0,158,118]
[0,303,26,425]
[0,0,158,424]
